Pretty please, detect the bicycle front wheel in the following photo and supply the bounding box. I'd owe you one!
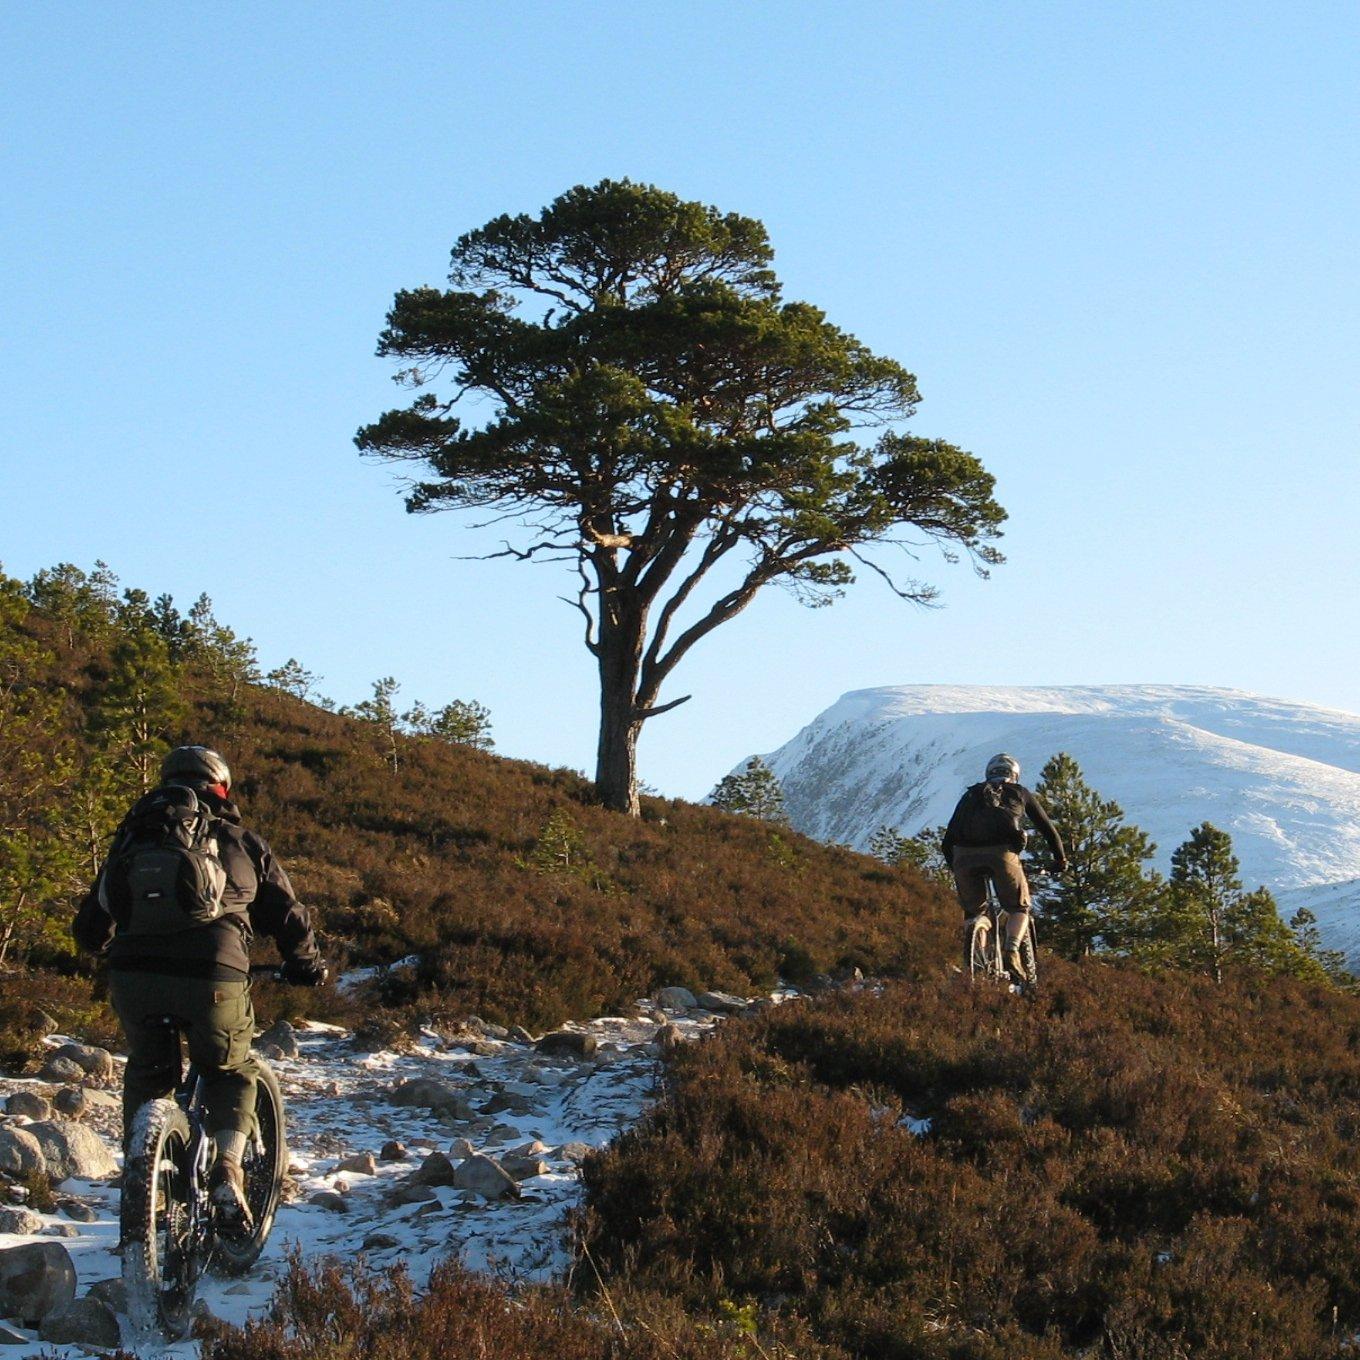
[212,1057,287,1275]
[122,1097,196,1339]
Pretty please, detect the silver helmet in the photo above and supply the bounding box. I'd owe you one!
[985,752,1020,783]
[160,745,231,790]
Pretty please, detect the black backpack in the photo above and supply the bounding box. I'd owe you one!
[98,785,231,936]
[952,781,1027,851]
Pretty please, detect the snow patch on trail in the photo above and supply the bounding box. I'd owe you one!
[0,995,794,1356]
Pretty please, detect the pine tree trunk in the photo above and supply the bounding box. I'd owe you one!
[594,608,644,816]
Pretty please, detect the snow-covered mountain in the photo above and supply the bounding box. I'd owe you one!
[743,685,1360,961]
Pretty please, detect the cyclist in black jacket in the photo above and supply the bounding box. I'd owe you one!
[942,753,1067,984]
[73,746,325,1236]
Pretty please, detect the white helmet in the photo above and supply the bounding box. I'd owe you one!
[985,753,1019,782]
[161,745,231,790]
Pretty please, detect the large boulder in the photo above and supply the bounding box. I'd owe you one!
[656,986,697,1010]
[389,1079,475,1119]
[452,1154,519,1201]
[534,1030,597,1059]
[50,1043,114,1082]
[26,1121,117,1181]
[696,990,748,1014]
[335,1151,377,1176]
[3,1092,51,1122]
[257,1020,299,1059]
[0,1242,76,1325]
[407,1152,458,1187]
[499,1155,549,1181]
[35,1057,83,1085]
[0,1129,44,1178]
[37,1295,120,1347]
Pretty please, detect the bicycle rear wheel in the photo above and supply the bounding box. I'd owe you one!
[212,1057,287,1275]
[966,913,1000,982]
[122,1097,197,1339]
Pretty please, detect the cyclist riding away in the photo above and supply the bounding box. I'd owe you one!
[73,746,326,1238]
[942,753,1067,986]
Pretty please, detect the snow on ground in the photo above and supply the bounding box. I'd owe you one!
[0,994,794,1356]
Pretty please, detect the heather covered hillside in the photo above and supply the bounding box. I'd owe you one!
[0,561,953,1044]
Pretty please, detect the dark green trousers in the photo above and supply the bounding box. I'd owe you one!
[108,972,257,1144]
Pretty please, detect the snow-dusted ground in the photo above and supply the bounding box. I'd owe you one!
[737,684,1360,959]
[0,996,785,1356]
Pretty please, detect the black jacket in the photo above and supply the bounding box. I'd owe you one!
[73,786,321,980]
[941,781,1065,866]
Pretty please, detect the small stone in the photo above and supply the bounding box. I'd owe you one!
[0,1241,77,1324]
[385,1183,437,1206]
[86,1277,127,1313]
[451,1154,520,1201]
[378,1140,408,1163]
[257,1043,286,1061]
[50,1044,114,1082]
[0,1129,44,1178]
[534,1029,598,1058]
[499,1156,550,1182]
[37,1295,119,1348]
[36,1057,84,1085]
[695,990,748,1014]
[413,1200,442,1217]
[257,1020,299,1058]
[309,1190,348,1213]
[51,1088,89,1121]
[0,1209,41,1236]
[481,1091,534,1117]
[0,1319,29,1343]
[58,1200,97,1223]
[510,1139,549,1158]
[509,1025,536,1044]
[555,1141,593,1164]
[389,1079,475,1119]
[656,986,697,1010]
[3,1094,50,1122]
[336,1152,377,1176]
[655,1023,683,1054]
[44,1225,79,1238]
[448,1138,476,1160]
[362,1232,400,1250]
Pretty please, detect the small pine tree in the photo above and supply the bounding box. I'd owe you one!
[344,677,403,772]
[710,758,789,823]
[1289,906,1352,986]
[265,658,321,702]
[428,699,494,751]
[868,825,910,863]
[1028,753,1162,959]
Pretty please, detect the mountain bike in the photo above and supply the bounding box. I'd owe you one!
[965,873,1041,993]
[121,967,288,1339]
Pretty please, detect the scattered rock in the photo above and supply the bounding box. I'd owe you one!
[481,1091,534,1117]
[407,1152,458,1187]
[695,991,748,1014]
[362,1232,400,1251]
[448,1138,477,1160]
[26,1121,117,1181]
[0,1209,41,1237]
[3,1094,50,1122]
[309,1191,348,1214]
[389,1079,475,1119]
[556,1141,593,1164]
[257,1043,285,1061]
[656,986,697,1010]
[510,1139,549,1157]
[35,1058,83,1086]
[385,1183,437,1206]
[37,1295,119,1348]
[0,1320,29,1343]
[654,1023,683,1054]
[0,1241,77,1325]
[86,1277,127,1313]
[44,1226,79,1239]
[480,1022,510,1041]
[51,1088,89,1121]
[500,1155,550,1181]
[534,1030,597,1059]
[58,1201,97,1223]
[509,1025,536,1044]
[258,1020,300,1058]
[0,1129,44,1178]
[336,1151,377,1176]
[452,1154,520,1201]
[378,1140,408,1163]
[50,1044,114,1082]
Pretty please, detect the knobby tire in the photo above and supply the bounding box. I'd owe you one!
[211,1057,287,1276]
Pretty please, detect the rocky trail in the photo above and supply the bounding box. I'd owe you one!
[0,984,784,1355]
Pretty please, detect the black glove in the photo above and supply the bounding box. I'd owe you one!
[1053,858,1069,875]
[280,957,328,987]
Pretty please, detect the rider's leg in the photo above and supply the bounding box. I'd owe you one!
[951,850,991,969]
[991,851,1032,981]
[179,978,257,1234]
[107,972,185,1150]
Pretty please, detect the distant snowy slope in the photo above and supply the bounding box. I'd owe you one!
[742,685,1360,958]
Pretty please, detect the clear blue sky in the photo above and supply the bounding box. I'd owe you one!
[4,2,1358,798]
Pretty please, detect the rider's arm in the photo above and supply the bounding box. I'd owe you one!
[1023,789,1066,864]
[243,833,323,971]
[72,878,115,955]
